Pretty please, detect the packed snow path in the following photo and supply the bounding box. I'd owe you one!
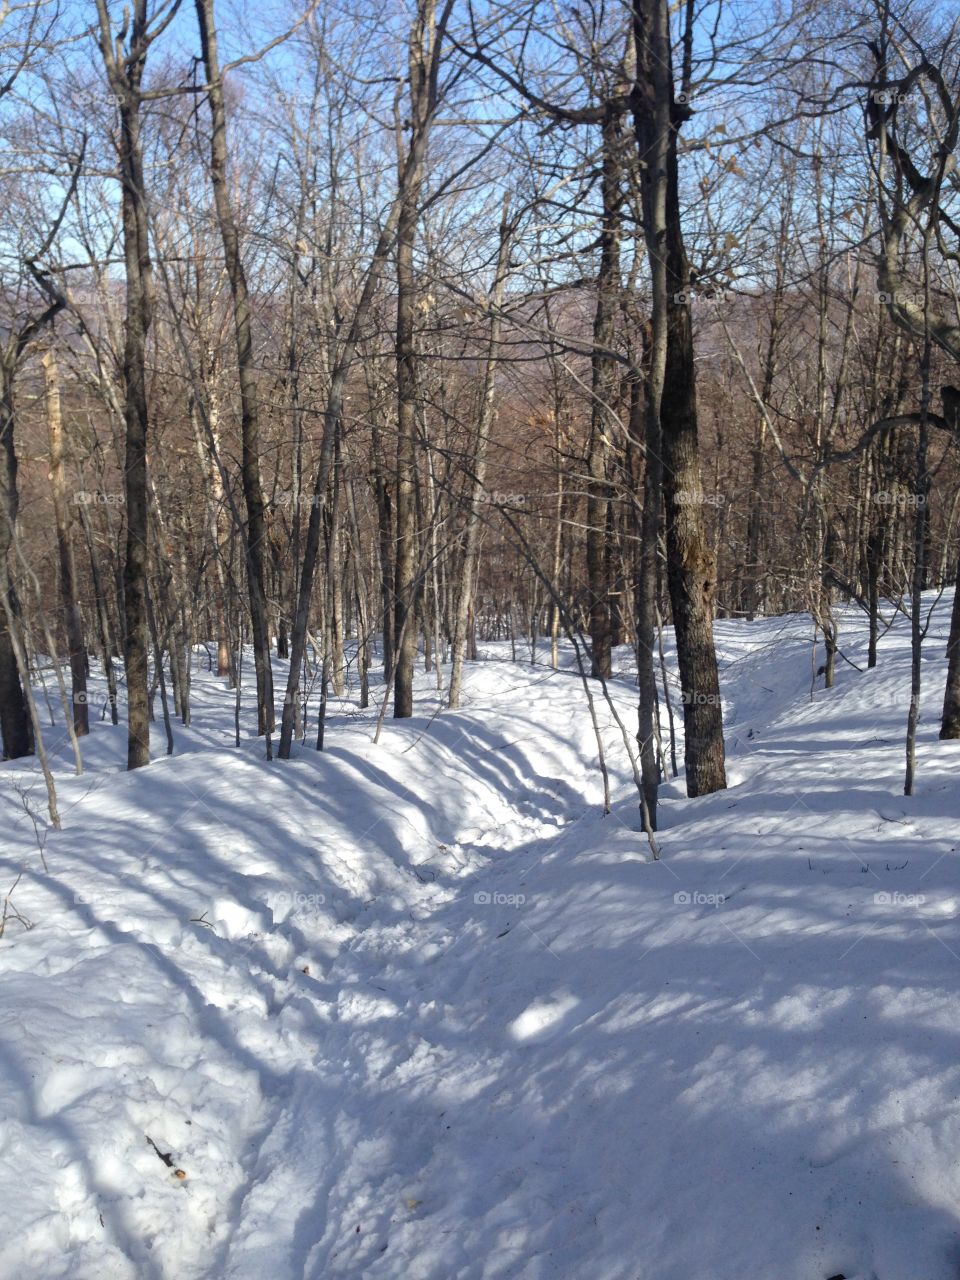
[3,601,960,1279]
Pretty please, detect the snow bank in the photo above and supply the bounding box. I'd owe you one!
[2,597,960,1279]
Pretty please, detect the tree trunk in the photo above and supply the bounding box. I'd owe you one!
[940,556,960,737]
[75,494,119,723]
[117,97,152,770]
[95,0,156,770]
[195,0,275,741]
[634,352,661,832]
[586,107,623,679]
[906,341,931,792]
[0,366,31,759]
[43,351,89,737]
[631,0,726,798]
[449,203,511,709]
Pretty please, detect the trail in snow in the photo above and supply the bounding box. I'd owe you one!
[2,599,960,1280]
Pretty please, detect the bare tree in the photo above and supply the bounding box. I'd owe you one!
[94,0,178,769]
[195,0,275,743]
[42,349,88,737]
[630,0,726,796]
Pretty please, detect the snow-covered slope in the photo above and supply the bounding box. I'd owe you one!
[2,597,960,1280]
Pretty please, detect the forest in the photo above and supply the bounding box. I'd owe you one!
[0,0,957,809]
[2,0,960,1276]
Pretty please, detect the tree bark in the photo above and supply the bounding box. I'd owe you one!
[43,351,89,737]
[195,0,275,741]
[0,368,30,759]
[940,557,960,737]
[633,347,662,831]
[586,107,623,679]
[95,0,156,770]
[449,201,511,709]
[631,0,726,797]
[393,0,437,719]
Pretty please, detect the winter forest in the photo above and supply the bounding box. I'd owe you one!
[3,0,960,1275]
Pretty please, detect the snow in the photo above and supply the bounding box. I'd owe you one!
[2,598,960,1278]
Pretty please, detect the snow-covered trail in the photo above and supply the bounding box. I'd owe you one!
[3,600,960,1280]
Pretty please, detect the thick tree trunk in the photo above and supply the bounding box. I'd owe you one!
[632,0,726,797]
[661,295,727,794]
[117,99,152,770]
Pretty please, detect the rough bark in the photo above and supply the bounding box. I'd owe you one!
[393,0,437,719]
[631,0,726,797]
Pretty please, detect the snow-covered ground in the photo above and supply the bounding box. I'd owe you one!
[2,597,960,1280]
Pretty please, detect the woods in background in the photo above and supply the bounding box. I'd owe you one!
[2,0,960,827]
